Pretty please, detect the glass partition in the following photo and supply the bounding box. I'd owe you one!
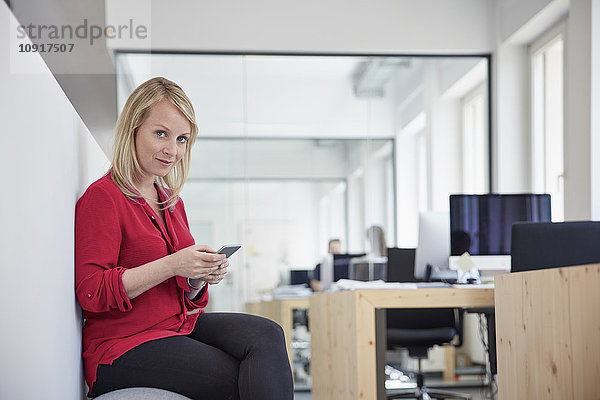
[116,53,489,311]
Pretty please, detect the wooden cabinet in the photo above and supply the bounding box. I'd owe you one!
[495,264,600,399]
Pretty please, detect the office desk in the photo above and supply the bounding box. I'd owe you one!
[309,287,495,400]
[495,264,600,399]
[245,297,310,372]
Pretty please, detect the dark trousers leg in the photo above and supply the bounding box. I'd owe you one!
[93,333,240,400]
[93,313,293,400]
[190,312,294,400]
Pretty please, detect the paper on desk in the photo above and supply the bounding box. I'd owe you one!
[272,284,313,298]
[332,279,418,291]
[451,283,495,289]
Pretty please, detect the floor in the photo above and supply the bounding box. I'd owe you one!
[294,386,496,400]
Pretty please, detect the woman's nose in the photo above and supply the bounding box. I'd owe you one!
[163,139,177,156]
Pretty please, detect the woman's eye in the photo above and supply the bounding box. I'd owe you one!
[156,130,166,137]
[177,136,188,143]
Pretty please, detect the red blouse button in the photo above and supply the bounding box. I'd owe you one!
[87,294,92,298]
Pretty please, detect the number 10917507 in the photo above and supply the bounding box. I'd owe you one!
[18,43,74,53]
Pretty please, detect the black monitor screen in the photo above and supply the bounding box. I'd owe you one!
[333,253,366,281]
[450,194,551,256]
[290,270,312,286]
[313,253,366,282]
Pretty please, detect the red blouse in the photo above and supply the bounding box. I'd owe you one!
[75,173,209,392]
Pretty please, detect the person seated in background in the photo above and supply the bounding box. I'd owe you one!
[327,238,342,255]
[75,77,293,400]
[311,227,388,289]
[310,238,342,292]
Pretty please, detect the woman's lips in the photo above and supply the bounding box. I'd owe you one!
[157,158,173,167]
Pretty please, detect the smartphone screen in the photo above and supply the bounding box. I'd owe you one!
[217,244,241,258]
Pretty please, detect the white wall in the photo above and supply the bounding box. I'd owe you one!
[425,62,463,211]
[9,0,117,154]
[592,0,600,220]
[564,0,595,220]
[106,0,494,55]
[395,126,421,247]
[493,43,530,192]
[393,68,425,247]
[0,3,109,399]
[496,0,557,42]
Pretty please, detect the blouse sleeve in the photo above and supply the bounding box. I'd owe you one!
[184,284,209,310]
[176,197,210,310]
[75,185,132,313]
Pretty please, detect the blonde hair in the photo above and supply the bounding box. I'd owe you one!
[366,225,387,257]
[111,77,198,209]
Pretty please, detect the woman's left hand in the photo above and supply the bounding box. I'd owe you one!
[202,258,229,285]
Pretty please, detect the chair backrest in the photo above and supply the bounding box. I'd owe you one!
[511,221,600,272]
[385,248,458,333]
[386,248,417,282]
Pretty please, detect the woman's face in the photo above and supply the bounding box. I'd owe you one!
[134,99,191,185]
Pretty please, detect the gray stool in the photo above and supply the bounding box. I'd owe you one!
[94,388,192,400]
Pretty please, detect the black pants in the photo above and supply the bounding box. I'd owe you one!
[92,313,294,400]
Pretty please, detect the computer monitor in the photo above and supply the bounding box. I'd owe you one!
[449,194,551,272]
[290,269,313,286]
[333,253,366,281]
[414,211,450,280]
[313,253,366,289]
[386,248,417,282]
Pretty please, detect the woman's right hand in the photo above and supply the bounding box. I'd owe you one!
[169,244,226,280]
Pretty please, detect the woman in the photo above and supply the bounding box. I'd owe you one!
[75,77,293,400]
[366,225,387,257]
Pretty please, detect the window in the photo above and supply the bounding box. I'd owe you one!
[530,25,565,222]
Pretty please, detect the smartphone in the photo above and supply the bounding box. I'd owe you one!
[217,244,241,258]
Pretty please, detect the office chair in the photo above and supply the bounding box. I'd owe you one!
[511,221,600,272]
[386,248,471,400]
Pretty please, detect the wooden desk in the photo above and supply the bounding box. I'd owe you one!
[245,297,310,372]
[495,264,600,399]
[309,288,495,400]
